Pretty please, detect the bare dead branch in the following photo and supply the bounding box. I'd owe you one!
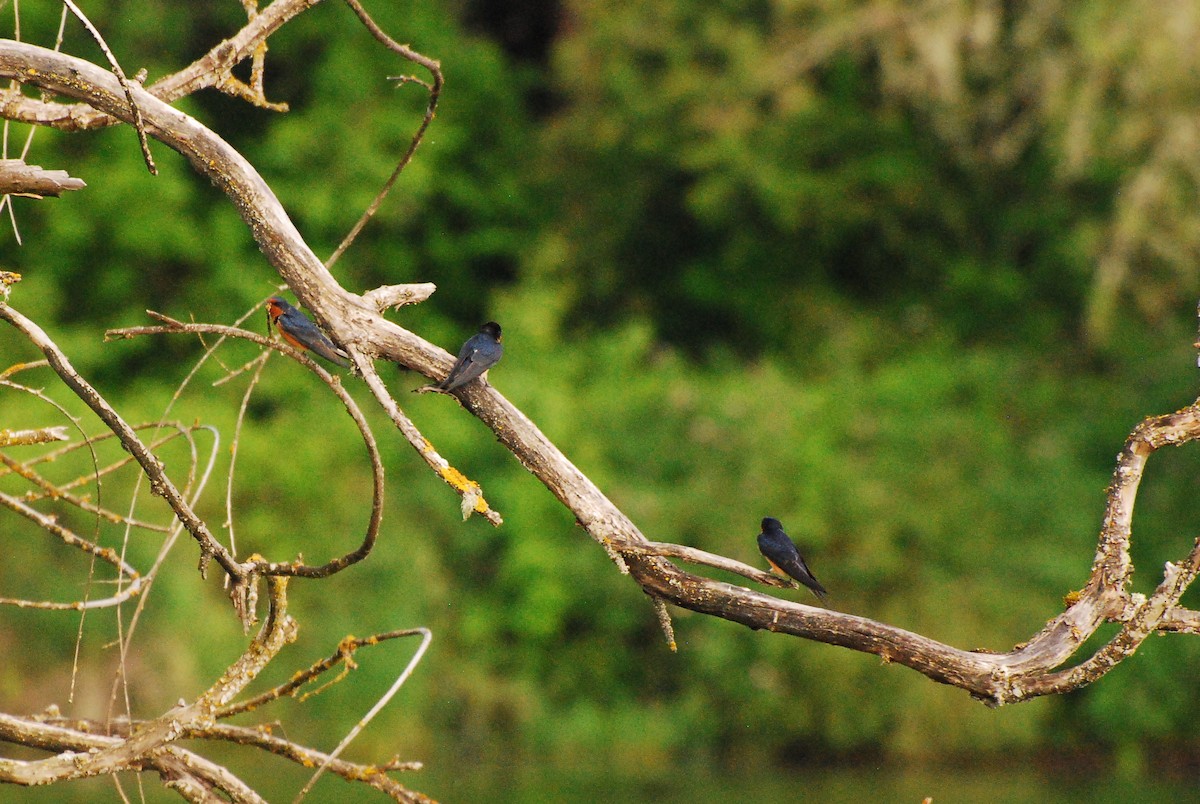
[356,358,503,525]
[217,0,289,112]
[192,724,431,803]
[217,628,428,717]
[650,597,677,653]
[0,452,170,531]
[1,621,432,802]
[158,0,315,108]
[0,420,200,499]
[1158,605,1200,634]
[293,627,432,802]
[0,158,85,196]
[0,578,295,788]
[156,745,267,804]
[0,40,500,526]
[0,711,269,803]
[132,309,500,526]
[624,540,797,590]
[361,282,438,312]
[1017,531,1200,698]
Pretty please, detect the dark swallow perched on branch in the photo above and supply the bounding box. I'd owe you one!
[435,321,503,392]
[757,516,827,600]
[265,296,350,367]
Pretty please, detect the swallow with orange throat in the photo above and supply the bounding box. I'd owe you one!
[265,296,350,367]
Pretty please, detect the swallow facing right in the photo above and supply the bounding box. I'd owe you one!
[265,296,350,367]
[436,321,503,392]
[757,516,827,600]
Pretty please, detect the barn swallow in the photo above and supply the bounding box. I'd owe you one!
[757,516,827,600]
[265,296,350,367]
[436,321,503,392]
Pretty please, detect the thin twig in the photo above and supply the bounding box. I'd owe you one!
[0,303,242,579]
[217,628,424,717]
[224,351,271,569]
[0,491,145,610]
[293,628,432,802]
[357,357,503,525]
[0,578,297,790]
[0,453,170,532]
[325,0,443,270]
[59,0,156,173]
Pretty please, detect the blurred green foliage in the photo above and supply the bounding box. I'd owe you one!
[4,0,1200,799]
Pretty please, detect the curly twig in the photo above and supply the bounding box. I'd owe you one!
[107,317,386,579]
[1,302,243,580]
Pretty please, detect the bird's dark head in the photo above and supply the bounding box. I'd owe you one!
[480,321,502,341]
[761,516,783,531]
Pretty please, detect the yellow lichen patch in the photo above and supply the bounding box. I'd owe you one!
[1063,589,1082,605]
[439,464,472,489]
[438,465,492,514]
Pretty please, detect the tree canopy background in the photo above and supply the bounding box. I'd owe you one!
[3,0,1200,798]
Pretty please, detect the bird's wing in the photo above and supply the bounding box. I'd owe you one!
[439,336,490,389]
[308,335,351,366]
[447,347,488,386]
[280,312,349,366]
